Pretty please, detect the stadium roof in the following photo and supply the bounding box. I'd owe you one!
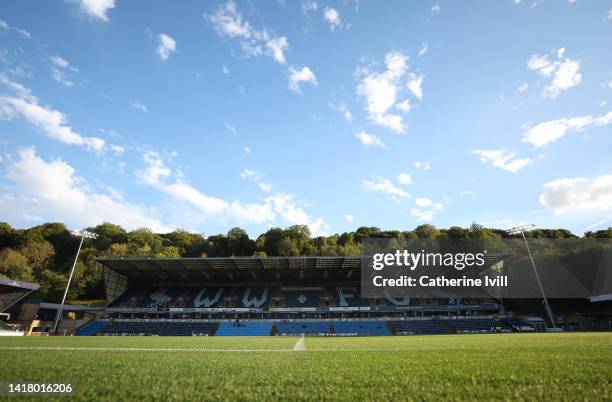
[96,255,508,284]
[97,256,364,283]
[0,278,40,312]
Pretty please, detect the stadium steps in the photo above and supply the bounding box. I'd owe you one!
[215,321,272,336]
[76,320,108,336]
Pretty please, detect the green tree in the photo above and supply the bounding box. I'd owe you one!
[92,223,128,250]
[127,228,164,256]
[277,237,300,256]
[414,224,440,239]
[226,227,255,256]
[0,248,33,281]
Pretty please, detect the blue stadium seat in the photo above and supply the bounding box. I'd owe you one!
[76,320,108,336]
[215,321,272,336]
[275,321,330,335]
[332,321,390,336]
[445,319,508,332]
[98,321,218,336]
[388,320,452,335]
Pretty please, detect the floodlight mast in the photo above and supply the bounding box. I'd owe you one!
[52,230,98,335]
[507,224,556,328]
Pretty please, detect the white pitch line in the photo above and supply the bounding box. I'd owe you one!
[0,346,294,353]
[0,346,501,353]
[292,336,306,351]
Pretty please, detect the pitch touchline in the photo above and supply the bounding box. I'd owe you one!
[0,346,294,352]
[0,346,501,352]
[292,336,306,351]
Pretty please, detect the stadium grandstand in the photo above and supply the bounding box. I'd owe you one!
[0,278,39,336]
[69,256,549,336]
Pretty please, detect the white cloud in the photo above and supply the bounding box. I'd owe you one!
[411,202,443,222]
[418,42,428,58]
[356,51,418,133]
[301,0,318,14]
[0,77,105,152]
[395,99,411,113]
[76,0,116,22]
[523,111,612,148]
[225,121,238,135]
[355,131,387,149]
[539,175,612,214]
[209,1,252,38]
[472,149,531,173]
[258,182,272,192]
[14,28,31,39]
[222,65,231,75]
[527,48,582,98]
[338,104,352,122]
[323,7,341,31]
[243,146,251,155]
[0,73,36,103]
[51,69,74,87]
[49,55,79,88]
[264,193,330,236]
[607,9,612,20]
[210,2,303,88]
[415,198,432,207]
[208,1,290,66]
[129,100,150,113]
[50,55,69,69]
[2,148,168,231]
[516,82,528,94]
[344,214,354,222]
[431,3,440,13]
[397,172,412,185]
[414,161,431,170]
[407,73,424,100]
[265,35,289,64]
[157,33,176,61]
[240,168,262,181]
[0,19,31,39]
[139,153,247,216]
[361,178,411,201]
[287,66,318,93]
[110,144,125,155]
[240,168,271,192]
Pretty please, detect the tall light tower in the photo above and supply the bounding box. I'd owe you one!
[507,224,556,328]
[53,229,98,335]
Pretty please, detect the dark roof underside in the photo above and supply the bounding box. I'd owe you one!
[96,256,507,284]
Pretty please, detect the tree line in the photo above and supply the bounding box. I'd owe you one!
[0,221,610,303]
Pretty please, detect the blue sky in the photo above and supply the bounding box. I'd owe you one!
[1,0,611,237]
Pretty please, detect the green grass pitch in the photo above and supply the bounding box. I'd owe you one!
[1,333,611,401]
